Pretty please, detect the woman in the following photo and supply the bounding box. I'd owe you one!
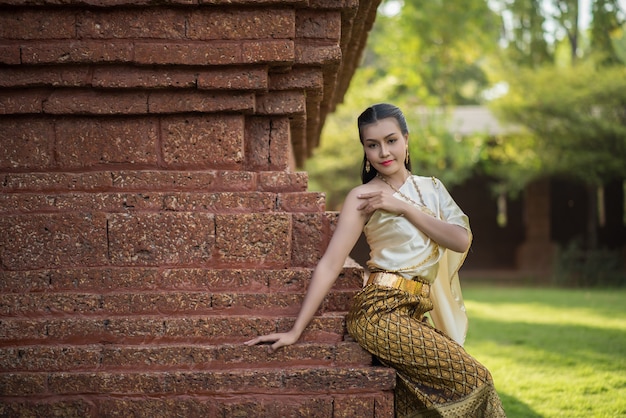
[245,103,506,417]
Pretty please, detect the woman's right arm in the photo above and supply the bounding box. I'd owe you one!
[244,187,368,351]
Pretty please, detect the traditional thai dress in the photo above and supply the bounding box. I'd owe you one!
[346,175,506,417]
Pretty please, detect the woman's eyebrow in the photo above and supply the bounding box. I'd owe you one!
[364,133,397,142]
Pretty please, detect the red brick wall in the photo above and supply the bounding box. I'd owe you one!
[0,0,391,416]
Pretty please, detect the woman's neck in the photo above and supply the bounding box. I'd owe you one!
[377,169,410,189]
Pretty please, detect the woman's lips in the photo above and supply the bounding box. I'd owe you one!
[381,160,394,167]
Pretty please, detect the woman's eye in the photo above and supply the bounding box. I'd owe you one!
[368,143,378,148]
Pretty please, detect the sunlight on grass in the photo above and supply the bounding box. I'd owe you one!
[462,286,626,418]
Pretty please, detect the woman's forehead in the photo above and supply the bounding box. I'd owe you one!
[361,118,402,139]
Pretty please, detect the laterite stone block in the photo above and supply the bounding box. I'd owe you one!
[161,115,245,169]
[107,212,215,266]
[0,213,108,270]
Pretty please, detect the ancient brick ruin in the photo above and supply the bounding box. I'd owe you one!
[0,0,396,416]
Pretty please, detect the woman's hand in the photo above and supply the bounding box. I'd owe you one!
[357,190,409,216]
[244,330,300,352]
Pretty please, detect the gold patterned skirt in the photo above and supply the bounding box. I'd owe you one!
[346,284,506,418]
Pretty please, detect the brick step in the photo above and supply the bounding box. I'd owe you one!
[0,266,362,293]
[0,289,359,317]
[0,170,309,194]
[0,367,395,398]
[0,314,349,345]
[0,341,373,372]
[0,387,393,418]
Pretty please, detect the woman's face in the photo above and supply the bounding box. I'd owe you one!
[361,117,408,176]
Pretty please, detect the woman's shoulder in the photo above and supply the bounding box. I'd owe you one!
[412,174,443,190]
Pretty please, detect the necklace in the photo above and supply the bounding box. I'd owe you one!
[377,172,435,216]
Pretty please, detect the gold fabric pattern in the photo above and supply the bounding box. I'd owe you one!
[347,285,506,417]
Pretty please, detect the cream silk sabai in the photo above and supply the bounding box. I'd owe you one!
[364,175,472,346]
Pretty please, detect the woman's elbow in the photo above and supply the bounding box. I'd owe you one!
[449,228,471,253]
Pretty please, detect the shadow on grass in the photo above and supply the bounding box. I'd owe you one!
[499,392,544,417]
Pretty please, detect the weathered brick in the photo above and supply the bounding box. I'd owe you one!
[291,213,325,267]
[0,45,20,64]
[107,212,214,266]
[268,67,324,90]
[215,213,291,266]
[0,213,108,270]
[134,41,241,66]
[211,293,303,315]
[0,319,48,342]
[55,117,158,168]
[277,316,346,341]
[0,293,102,316]
[0,89,47,114]
[245,116,291,170]
[295,42,342,65]
[0,373,47,396]
[163,370,283,393]
[335,341,374,366]
[0,172,112,193]
[163,316,276,340]
[267,267,312,292]
[22,41,134,64]
[0,400,93,418]
[197,67,268,90]
[296,10,341,40]
[243,39,295,64]
[44,90,149,114]
[0,346,101,372]
[162,192,276,212]
[0,192,165,214]
[160,268,272,292]
[258,171,308,192]
[78,9,186,39]
[283,367,396,392]
[0,268,159,293]
[0,9,76,40]
[0,118,54,169]
[256,90,306,115]
[45,317,165,342]
[48,267,160,291]
[161,115,245,169]
[100,342,337,369]
[148,91,255,114]
[109,170,256,192]
[323,289,358,313]
[100,292,213,315]
[49,372,164,395]
[92,66,198,89]
[0,66,91,88]
[97,398,215,417]
[277,191,325,212]
[333,395,375,418]
[0,270,51,293]
[217,396,333,417]
[188,8,294,40]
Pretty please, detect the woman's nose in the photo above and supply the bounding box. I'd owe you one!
[379,144,390,157]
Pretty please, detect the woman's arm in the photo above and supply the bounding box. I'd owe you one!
[356,189,470,253]
[244,187,367,351]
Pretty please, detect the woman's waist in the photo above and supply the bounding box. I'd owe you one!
[366,270,431,298]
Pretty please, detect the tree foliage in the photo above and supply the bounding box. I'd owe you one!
[307,0,626,220]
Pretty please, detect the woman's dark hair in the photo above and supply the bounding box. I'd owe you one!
[358,103,411,183]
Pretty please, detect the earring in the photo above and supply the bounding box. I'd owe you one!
[405,148,409,165]
[365,160,371,173]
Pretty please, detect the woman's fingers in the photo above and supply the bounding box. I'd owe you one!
[244,334,278,346]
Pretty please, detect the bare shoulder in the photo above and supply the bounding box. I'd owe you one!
[345,181,382,201]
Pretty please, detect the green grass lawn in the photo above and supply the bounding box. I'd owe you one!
[462,286,626,418]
